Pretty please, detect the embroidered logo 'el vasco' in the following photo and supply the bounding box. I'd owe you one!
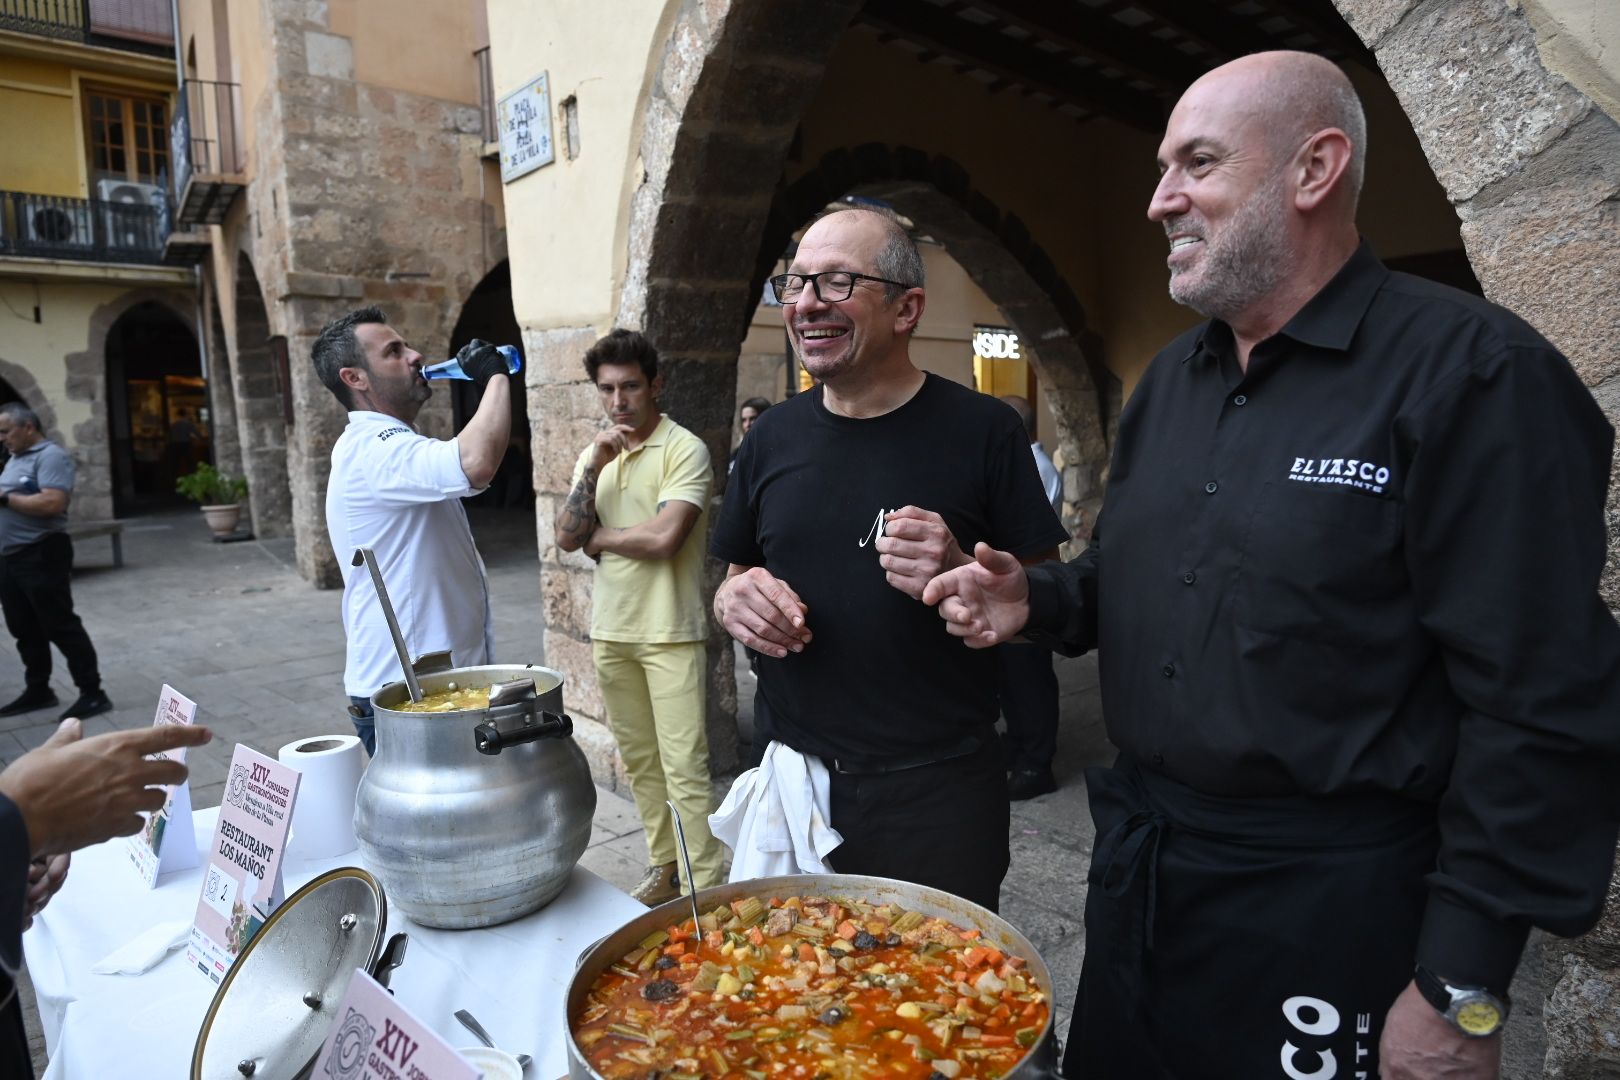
[1288,456,1391,495]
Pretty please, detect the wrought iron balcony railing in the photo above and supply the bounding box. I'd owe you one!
[0,189,170,265]
[170,79,245,224]
[0,0,174,57]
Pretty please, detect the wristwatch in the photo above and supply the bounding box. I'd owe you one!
[1414,965,1509,1037]
[0,492,8,507]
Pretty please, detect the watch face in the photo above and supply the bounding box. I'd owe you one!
[1455,998,1503,1036]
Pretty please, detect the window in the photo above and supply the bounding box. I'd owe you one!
[85,88,170,184]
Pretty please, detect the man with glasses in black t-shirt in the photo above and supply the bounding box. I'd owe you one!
[925,50,1620,1079]
[711,206,1066,911]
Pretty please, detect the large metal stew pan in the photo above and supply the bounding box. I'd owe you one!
[566,874,1058,1080]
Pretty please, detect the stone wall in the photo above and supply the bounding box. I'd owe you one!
[230,256,293,538]
[232,0,505,587]
[203,285,244,483]
[1333,1,1620,1075]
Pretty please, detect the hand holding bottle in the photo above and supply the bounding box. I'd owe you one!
[422,340,522,385]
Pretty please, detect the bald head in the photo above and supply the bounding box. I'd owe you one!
[1184,51,1366,210]
[1149,50,1366,328]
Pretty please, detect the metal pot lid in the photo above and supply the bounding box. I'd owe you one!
[191,866,389,1080]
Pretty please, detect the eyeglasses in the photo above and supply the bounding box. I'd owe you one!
[768,271,917,304]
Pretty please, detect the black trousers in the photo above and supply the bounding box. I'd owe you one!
[996,642,1059,772]
[825,735,1010,912]
[1066,759,1437,1080]
[0,533,100,694]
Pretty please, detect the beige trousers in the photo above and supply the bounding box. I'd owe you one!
[592,639,725,889]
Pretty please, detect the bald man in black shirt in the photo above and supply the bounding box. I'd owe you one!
[926,51,1620,1079]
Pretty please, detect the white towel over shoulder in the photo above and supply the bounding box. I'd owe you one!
[709,741,843,880]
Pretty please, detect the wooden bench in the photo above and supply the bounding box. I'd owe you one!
[65,520,125,568]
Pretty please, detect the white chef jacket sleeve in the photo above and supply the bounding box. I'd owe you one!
[361,425,478,504]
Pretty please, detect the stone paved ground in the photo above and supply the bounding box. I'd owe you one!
[6,506,1109,1072]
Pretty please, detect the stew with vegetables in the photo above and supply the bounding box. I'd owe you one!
[572,895,1049,1080]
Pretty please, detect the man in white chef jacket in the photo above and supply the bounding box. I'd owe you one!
[313,306,513,755]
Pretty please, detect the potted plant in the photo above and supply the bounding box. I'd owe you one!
[176,462,249,538]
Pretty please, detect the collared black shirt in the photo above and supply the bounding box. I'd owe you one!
[1026,242,1620,991]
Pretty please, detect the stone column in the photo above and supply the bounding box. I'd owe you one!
[1334,1,1620,1075]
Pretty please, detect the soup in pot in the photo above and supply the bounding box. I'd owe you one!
[392,685,492,712]
[573,894,1049,1080]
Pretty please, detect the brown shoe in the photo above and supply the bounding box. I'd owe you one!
[630,862,682,907]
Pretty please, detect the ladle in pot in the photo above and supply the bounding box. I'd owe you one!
[665,800,703,931]
[352,546,422,703]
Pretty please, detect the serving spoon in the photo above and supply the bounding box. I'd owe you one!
[454,1008,532,1071]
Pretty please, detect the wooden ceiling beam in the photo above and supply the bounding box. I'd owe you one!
[857,0,1165,132]
[1245,0,1378,64]
[971,0,1211,93]
[1123,0,1290,62]
[1128,0,1372,68]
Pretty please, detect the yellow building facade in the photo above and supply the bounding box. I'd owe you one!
[0,4,196,522]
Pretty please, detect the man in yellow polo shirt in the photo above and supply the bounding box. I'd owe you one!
[555,329,723,904]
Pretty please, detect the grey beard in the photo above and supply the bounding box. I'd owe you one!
[1167,180,1293,323]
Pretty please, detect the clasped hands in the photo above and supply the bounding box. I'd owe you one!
[715,506,972,658]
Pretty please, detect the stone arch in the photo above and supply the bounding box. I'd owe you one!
[449,259,532,508]
[229,252,294,537]
[58,288,197,521]
[760,146,1113,535]
[0,360,60,442]
[522,0,865,786]
[601,1,1620,1072]
[104,300,204,515]
[618,0,865,464]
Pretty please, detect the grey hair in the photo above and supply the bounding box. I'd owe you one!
[0,402,41,431]
[821,205,925,301]
[311,305,388,410]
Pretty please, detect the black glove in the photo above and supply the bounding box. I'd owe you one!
[455,338,508,387]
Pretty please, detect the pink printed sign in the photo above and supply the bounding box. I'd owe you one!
[186,743,301,984]
[313,969,480,1080]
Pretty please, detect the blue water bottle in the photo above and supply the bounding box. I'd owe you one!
[421,344,523,381]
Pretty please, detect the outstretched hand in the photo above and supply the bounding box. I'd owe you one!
[0,718,212,857]
[922,542,1032,648]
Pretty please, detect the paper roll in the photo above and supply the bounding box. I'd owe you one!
[278,734,365,860]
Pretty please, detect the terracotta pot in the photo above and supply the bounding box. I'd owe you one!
[200,503,242,537]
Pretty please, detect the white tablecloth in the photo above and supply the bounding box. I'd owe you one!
[23,807,644,1079]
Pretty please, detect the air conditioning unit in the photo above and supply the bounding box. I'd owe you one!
[96,179,167,250]
[17,198,94,252]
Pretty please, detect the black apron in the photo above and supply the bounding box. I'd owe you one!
[1065,757,1438,1080]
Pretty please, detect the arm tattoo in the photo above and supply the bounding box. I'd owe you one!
[556,465,600,546]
